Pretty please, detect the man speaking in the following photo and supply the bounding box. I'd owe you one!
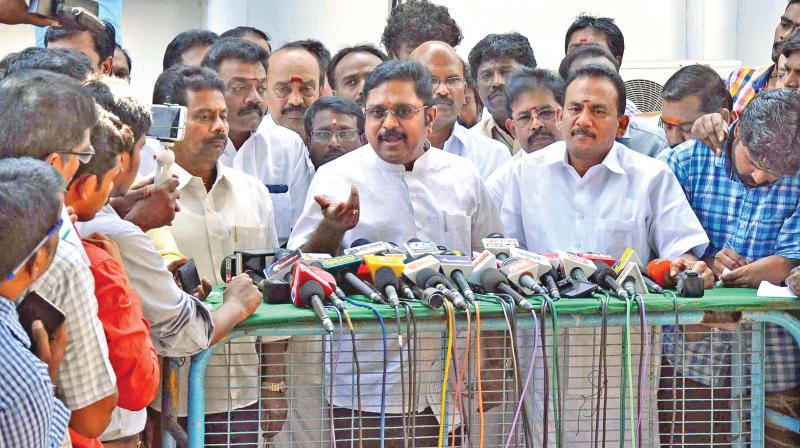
[288,60,501,445]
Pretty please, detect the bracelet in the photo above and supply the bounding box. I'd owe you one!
[262,381,286,393]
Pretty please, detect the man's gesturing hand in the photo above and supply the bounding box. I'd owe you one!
[314,185,360,231]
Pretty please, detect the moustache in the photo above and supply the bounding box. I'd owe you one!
[527,128,555,146]
[239,105,264,116]
[571,127,596,139]
[281,104,307,116]
[378,129,407,141]
[434,96,454,107]
[203,134,228,146]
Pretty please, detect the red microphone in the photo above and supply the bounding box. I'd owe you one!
[291,262,334,333]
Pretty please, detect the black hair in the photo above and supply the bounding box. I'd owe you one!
[327,44,388,89]
[153,64,225,107]
[363,60,433,108]
[220,26,270,49]
[304,96,365,138]
[83,75,152,146]
[504,68,565,117]
[661,64,733,113]
[4,47,93,81]
[275,39,330,86]
[467,32,537,81]
[201,37,268,72]
[381,0,463,58]
[0,70,97,160]
[564,14,625,63]
[0,52,16,78]
[45,19,116,62]
[162,29,218,71]
[739,88,800,177]
[116,45,132,76]
[558,43,618,80]
[0,157,64,280]
[564,64,626,116]
[72,107,133,187]
[782,28,800,58]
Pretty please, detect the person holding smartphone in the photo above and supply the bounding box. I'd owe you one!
[0,158,70,447]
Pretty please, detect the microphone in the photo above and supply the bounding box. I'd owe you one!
[403,238,443,259]
[590,259,628,298]
[539,269,562,300]
[363,254,408,307]
[319,254,384,304]
[468,250,498,286]
[616,261,648,296]
[411,285,444,309]
[374,267,401,307]
[616,248,664,294]
[291,262,334,333]
[309,266,346,310]
[499,257,548,296]
[259,279,291,304]
[647,258,673,289]
[264,249,303,282]
[479,268,532,309]
[437,254,476,301]
[482,233,519,262]
[414,267,467,310]
[555,252,597,283]
[345,240,390,256]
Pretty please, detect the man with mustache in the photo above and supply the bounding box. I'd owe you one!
[202,38,312,244]
[504,67,564,158]
[150,64,280,446]
[468,32,537,155]
[410,41,509,179]
[487,64,712,445]
[265,41,324,142]
[658,88,800,446]
[287,60,501,446]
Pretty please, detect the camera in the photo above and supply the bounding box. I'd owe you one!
[220,249,280,284]
[148,104,188,143]
[676,271,704,297]
[27,0,105,33]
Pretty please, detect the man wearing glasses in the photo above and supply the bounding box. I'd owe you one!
[303,96,365,171]
[287,60,501,445]
[202,38,312,244]
[503,67,565,158]
[410,41,510,179]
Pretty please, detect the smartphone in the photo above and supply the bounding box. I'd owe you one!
[17,291,66,341]
[176,258,202,293]
[147,104,187,142]
[27,1,106,34]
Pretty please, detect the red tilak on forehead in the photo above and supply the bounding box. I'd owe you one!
[290,76,303,83]
[240,76,260,81]
[579,37,589,43]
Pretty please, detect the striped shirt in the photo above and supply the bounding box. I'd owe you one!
[0,297,70,447]
[726,65,773,115]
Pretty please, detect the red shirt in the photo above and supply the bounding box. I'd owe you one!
[71,242,160,448]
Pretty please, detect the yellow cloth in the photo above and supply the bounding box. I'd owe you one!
[147,226,185,265]
[472,113,521,155]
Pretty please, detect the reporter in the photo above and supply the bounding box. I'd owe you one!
[0,158,71,448]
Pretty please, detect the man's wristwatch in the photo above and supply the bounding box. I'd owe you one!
[262,381,287,393]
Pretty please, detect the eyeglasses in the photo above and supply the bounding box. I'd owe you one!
[4,217,63,281]
[272,82,317,99]
[366,105,428,122]
[431,76,465,90]
[311,129,360,143]
[658,118,694,134]
[56,145,95,164]
[513,108,557,127]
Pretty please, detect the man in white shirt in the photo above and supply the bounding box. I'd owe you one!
[486,64,714,444]
[286,60,502,446]
[148,64,280,446]
[200,38,312,244]
[409,41,510,179]
[265,42,323,142]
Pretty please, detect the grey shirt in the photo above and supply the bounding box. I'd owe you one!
[616,116,668,158]
[77,205,214,357]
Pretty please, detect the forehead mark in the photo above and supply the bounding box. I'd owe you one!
[290,76,303,83]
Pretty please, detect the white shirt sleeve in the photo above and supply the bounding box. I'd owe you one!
[288,140,313,236]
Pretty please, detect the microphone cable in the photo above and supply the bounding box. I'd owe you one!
[393,305,409,447]
[451,307,472,448]
[400,301,418,443]
[326,306,344,448]
[541,294,563,447]
[593,291,610,448]
[437,300,455,448]
[497,294,533,448]
[344,297,387,448]
[342,309,364,448]
[665,290,680,447]
[620,294,635,448]
[504,307,540,448]
[635,292,649,447]
[473,300,486,448]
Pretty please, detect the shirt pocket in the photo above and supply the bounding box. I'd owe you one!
[231,225,272,252]
[434,211,472,254]
[597,218,637,260]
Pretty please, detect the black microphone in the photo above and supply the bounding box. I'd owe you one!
[540,270,562,300]
[479,268,534,310]
[416,267,467,310]
[590,260,628,298]
[411,285,444,309]
[374,266,401,307]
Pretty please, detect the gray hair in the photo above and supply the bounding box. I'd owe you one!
[0,157,64,279]
[739,88,800,177]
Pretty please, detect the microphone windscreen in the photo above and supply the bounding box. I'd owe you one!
[486,232,504,238]
[479,268,506,293]
[415,267,439,288]
[296,281,324,307]
[350,238,371,248]
[374,266,399,290]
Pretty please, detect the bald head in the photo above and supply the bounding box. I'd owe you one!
[410,41,465,131]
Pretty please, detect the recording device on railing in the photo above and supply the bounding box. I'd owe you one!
[320,254,384,303]
[480,268,533,310]
[616,262,648,296]
[646,258,704,297]
[291,262,334,333]
[147,104,188,186]
[468,250,497,285]
[220,249,280,283]
[499,257,548,296]
[547,252,598,298]
[403,255,466,309]
[364,255,407,307]
[539,268,562,300]
[590,259,628,298]
[437,254,476,301]
[616,248,664,294]
[412,286,444,309]
[28,0,105,33]
[482,233,519,262]
[374,267,401,307]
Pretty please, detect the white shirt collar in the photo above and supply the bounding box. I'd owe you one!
[368,143,439,174]
[547,140,626,176]
[173,160,232,192]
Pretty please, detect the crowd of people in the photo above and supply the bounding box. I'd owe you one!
[1,0,800,446]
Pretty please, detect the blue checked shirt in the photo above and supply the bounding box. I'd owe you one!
[659,134,800,391]
[0,297,70,447]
